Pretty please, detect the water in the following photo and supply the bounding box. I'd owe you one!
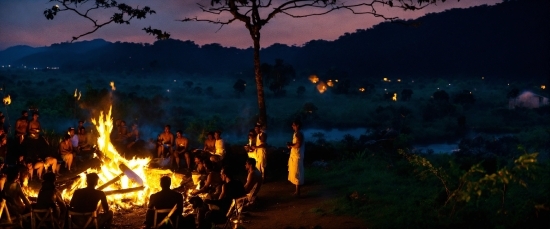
[413,143,460,154]
[302,128,371,141]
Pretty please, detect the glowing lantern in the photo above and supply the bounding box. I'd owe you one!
[308,75,319,84]
[392,93,397,101]
[542,85,546,89]
[2,95,10,105]
[317,81,327,94]
[359,88,365,92]
[326,80,334,87]
[383,78,388,82]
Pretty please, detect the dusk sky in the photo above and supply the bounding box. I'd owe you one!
[0,0,501,51]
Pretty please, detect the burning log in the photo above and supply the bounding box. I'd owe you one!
[97,172,125,191]
[103,186,145,196]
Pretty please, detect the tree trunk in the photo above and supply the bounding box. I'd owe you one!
[252,31,267,127]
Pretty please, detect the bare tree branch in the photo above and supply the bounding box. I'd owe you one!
[44,0,159,42]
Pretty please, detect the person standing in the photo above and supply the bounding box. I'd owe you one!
[287,120,305,197]
[254,124,267,180]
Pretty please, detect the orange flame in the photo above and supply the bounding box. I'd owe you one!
[317,81,327,94]
[61,106,182,210]
[308,75,319,84]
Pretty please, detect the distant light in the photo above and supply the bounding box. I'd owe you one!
[397,79,401,82]
[437,88,439,90]
[335,79,339,82]
[384,88,387,91]
[383,78,388,82]
[482,77,484,80]
[507,83,510,86]
[542,85,546,90]
[470,92,472,94]
[244,84,246,86]
[167,89,170,92]
[412,80,414,83]
[359,88,365,92]
[174,80,176,82]
[448,84,451,86]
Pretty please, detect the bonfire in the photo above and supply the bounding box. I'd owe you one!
[53,106,183,210]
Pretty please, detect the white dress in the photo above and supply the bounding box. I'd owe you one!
[288,132,304,185]
[255,132,267,177]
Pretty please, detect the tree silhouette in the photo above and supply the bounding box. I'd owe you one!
[233,79,246,94]
[43,0,449,127]
[262,59,295,96]
[401,89,413,101]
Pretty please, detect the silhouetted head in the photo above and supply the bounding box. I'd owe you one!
[245,158,256,170]
[43,172,56,183]
[160,176,171,190]
[86,173,100,188]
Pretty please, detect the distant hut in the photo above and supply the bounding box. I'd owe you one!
[508,91,549,109]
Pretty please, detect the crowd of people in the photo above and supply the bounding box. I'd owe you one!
[0,107,306,229]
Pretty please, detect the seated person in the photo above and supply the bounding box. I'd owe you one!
[193,155,207,175]
[210,131,225,163]
[3,167,31,216]
[77,127,93,153]
[191,160,222,199]
[244,158,262,200]
[172,130,188,170]
[144,176,184,229]
[34,172,67,220]
[203,132,216,154]
[0,128,7,160]
[199,167,246,228]
[157,125,174,158]
[59,134,74,171]
[126,123,140,149]
[69,173,113,229]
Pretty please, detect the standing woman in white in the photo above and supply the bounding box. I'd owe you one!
[287,120,304,197]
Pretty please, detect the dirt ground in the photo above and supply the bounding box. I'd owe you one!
[28,156,366,229]
[106,178,367,229]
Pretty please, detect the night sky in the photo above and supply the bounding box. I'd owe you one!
[0,0,501,50]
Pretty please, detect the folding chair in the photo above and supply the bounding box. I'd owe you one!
[31,208,59,229]
[67,210,98,229]
[247,183,259,205]
[152,204,179,229]
[0,199,17,229]
[222,196,247,229]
